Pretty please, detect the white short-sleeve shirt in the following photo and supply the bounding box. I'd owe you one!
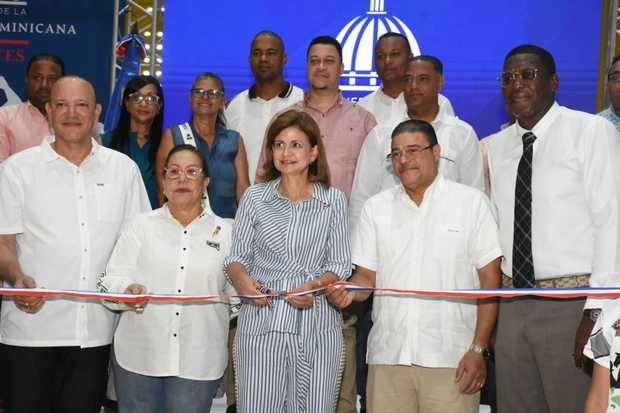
[100,206,234,380]
[358,89,455,124]
[225,83,304,184]
[0,136,151,347]
[353,175,502,368]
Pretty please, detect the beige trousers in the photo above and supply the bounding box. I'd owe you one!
[367,364,479,413]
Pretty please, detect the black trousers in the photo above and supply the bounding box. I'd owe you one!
[1,344,110,413]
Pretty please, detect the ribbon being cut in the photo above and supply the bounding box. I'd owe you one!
[2,282,620,303]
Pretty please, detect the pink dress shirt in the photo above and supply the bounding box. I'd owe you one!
[256,93,377,198]
[0,101,50,161]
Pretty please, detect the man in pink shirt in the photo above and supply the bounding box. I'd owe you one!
[257,36,377,198]
[0,53,65,161]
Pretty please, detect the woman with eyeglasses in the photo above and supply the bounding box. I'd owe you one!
[157,72,250,217]
[224,110,351,412]
[100,144,234,412]
[102,75,163,209]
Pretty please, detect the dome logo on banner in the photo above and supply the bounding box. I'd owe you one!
[336,0,420,94]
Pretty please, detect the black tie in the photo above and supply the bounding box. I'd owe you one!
[512,132,537,288]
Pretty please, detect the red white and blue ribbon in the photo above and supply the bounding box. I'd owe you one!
[2,283,620,303]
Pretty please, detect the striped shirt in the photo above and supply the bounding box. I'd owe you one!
[224,178,352,336]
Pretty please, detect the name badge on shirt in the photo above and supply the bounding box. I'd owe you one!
[206,240,220,251]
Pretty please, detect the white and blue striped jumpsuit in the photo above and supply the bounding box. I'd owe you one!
[224,179,351,413]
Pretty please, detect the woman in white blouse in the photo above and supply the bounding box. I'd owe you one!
[100,144,233,412]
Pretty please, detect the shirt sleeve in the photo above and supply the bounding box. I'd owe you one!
[0,161,24,234]
[351,199,378,271]
[123,161,152,223]
[100,219,143,310]
[349,127,385,234]
[468,191,503,269]
[320,190,352,280]
[583,306,616,369]
[223,187,257,280]
[457,125,485,192]
[584,118,620,309]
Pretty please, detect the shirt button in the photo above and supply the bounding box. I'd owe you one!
[180,266,184,270]
[83,248,88,252]
[183,248,187,251]
[82,276,86,280]
[79,195,83,199]
[176,312,179,316]
[177,289,181,293]
[81,223,85,227]
[183,230,187,234]
[173,333,177,337]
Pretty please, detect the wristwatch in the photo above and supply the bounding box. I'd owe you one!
[468,344,491,359]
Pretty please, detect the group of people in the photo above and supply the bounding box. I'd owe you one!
[0,28,619,413]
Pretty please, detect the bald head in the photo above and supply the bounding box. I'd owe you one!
[51,76,97,104]
[47,75,101,145]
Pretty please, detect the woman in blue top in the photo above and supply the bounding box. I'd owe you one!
[157,72,250,218]
[224,109,351,413]
[102,75,163,209]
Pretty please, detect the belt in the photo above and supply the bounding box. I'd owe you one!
[502,274,590,289]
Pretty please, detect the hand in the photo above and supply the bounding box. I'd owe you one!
[14,274,44,314]
[455,351,486,394]
[574,314,595,368]
[124,283,148,312]
[235,275,269,307]
[287,281,317,309]
[325,282,355,309]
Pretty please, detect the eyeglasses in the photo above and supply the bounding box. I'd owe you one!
[498,68,539,86]
[164,166,203,180]
[387,144,433,161]
[127,92,160,105]
[272,140,307,151]
[191,88,225,100]
[608,72,620,83]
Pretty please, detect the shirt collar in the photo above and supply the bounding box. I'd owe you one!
[302,92,345,113]
[261,177,331,206]
[377,88,403,104]
[159,204,211,226]
[26,101,47,119]
[403,105,444,126]
[515,101,560,139]
[248,82,294,100]
[41,135,101,164]
[397,173,444,208]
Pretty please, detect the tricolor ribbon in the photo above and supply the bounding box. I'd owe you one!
[1,283,620,304]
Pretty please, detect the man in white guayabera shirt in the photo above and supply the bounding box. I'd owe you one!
[0,76,150,413]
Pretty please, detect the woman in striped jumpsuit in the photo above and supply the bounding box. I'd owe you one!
[224,109,351,413]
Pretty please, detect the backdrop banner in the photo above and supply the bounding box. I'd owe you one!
[162,0,601,138]
[0,0,115,111]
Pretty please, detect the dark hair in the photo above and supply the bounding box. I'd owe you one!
[26,53,65,76]
[251,30,285,52]
[260,109,330,186]
[109,75,163,164]
[504,44,556,75]
[410,55,443,75]
[376,32,411,55]
[307,35,342,61]
[391,119,438,147]
[164,144,209,177]
[191,72,226,127]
